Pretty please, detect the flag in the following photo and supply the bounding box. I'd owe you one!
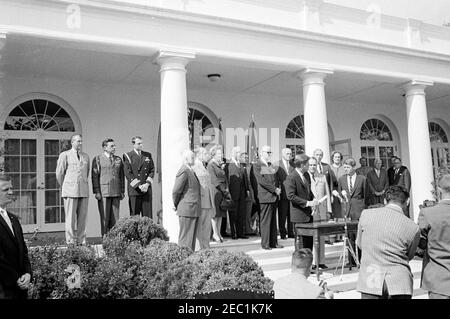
[217,117,224,146]
[246,115,258,164]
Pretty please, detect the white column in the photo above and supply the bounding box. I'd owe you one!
[298,68,333,162]
[403,80,434,222]
[155,50,195,243]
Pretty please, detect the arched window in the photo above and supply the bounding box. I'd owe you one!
[429,121,449,175]
[360,119,396,168]
[1,96,79,233]
[4,99,75,132]
[188,107,218,150]
[285,115,305,155]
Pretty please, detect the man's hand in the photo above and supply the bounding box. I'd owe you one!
[17,273,31,290]
[139,184,149,193]
[95,193,102,201]
[332,190,339,197]
[307,199,319,207]
[275,188,281,196]
[120,193,125,200]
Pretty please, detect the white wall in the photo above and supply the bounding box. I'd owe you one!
[1,74,448,236]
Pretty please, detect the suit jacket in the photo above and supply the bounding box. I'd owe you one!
[284,170,314,223]
[366,169,389,195]
[172,165,201,218]
[241,163,255,203]
[92,154,125,197]
[317,162,334,194]
[274,273,325,299]
[338,174,367,221]
[0,210,32,298]
[123,150,155,196]
[275,160,294,201]
[56,149,90,198]
[192,159,215,210]
[418,199,450,296]
[356,166,373,177]
[227,161,248,201]
[356,204,420,296]
[252,160,279,204]
[388,166,411,191]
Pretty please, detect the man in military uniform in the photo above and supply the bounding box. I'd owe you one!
[92,138,125,236]
[56,134,90,245]
[123,136,155,218]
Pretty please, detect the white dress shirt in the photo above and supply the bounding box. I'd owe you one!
[348,173,357,192]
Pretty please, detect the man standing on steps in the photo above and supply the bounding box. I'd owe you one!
[123,136,154,218]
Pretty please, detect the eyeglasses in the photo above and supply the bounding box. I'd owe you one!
[264,151,272,154]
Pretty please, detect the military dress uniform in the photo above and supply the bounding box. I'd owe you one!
[92,153,125,236]
[123,150,155,218]
[56,148,90,245]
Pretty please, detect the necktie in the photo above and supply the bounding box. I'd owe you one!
[0,209,14,236]
[77,151,80,160]
[110,155,114,165]
[311,173,315,182]
[318,163,322,174]
[349,176,353,194]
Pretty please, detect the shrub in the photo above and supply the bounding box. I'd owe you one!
[103,216,169,257]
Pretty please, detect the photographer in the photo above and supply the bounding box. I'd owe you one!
[356,186,420,299]
[418,173,450,299]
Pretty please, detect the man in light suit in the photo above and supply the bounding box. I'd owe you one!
[123,136,154,218]
[313,148,334,198]
[366,158,389,206]
[418,173,450,299]
[56,134,90,245]
[253,145,283,250]
[274,249,333,299]
[357,186,420,299]
[92,138,125,236]
[275,148,294,240]
[226,146,249,239]
[284,154,318,251]
[338,157,367,266]
[0,174,32,299]
[172,149,201,251]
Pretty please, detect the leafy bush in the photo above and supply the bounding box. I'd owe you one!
[103,216,169,257]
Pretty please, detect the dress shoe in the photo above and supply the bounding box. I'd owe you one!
[222,233,231,238]
[319,264,328,270]
[262,246,272,250]
[272,244,284,249]
[232,235,238,240]
[346,262,357,268]
[238,235,249,239]
[312,265,317,270]
[280,235,287,240]
[288,235,295,239]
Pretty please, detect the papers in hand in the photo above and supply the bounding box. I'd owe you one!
[318,195,328,203]
[130,178,140,188]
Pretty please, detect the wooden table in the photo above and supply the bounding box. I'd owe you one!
[295,220,359,281]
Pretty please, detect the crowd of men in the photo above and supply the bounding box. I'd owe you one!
[1,135,450,299]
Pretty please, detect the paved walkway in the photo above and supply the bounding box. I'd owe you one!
[210,235,428,299]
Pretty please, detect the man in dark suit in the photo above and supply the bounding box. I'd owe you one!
[239,152,256,235]
[418,173,450,299]
[338,157,367,266]
[284,154,318,251]
[123,136,155,218]
[355,157,373,177]
[92,138,125,236]
[172,149,201,251]
[388,156,411,217]
[366,158,389,206]
[253,145,283,250]
[226,147,249,239]
[0,174,32,299]
[275,148,294,240]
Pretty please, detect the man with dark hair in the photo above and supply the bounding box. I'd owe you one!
[356,185,420,299]
[0,174,32,299]
[338,157,367,267]
[274,248,333,299]
[418,173,450,299]
[92,138,125,236]
[56,134,90,245]
[284,154,318,251]
[355,157,373,177]
[123,136,155,218]
[388,157,411,192]
[275,148,294,240]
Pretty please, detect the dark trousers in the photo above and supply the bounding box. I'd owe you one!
[293,222,313,251]
[348,230,362,266]
[229,197,246,237]
[260,202,278,248]
[361,280,411,299]
[97,197,120,236]
[129,192,152,218]
[278,199,294,238]
[178,216,199,251]
[220,215,228,236]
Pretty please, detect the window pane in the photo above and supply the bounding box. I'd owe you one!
[20,191,37,207]
[5,139,20,155]
[21,174,36,190]
[19,207,37,225]
[45,190,60,206]
[6,173,20,189]
[45,140,59,155]
[45,157,58,172]
[21,157,36,173]
[4,156,20,172]
[21,140,36,155]
[45,173,58,189]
